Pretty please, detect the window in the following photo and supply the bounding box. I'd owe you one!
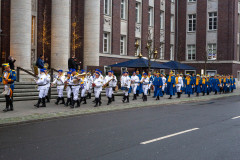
[170,45,174,60]
[135,39,141,56]
[160,44,164,59]
[185,70,196,75]
[104,0,111,15]
[187,45,196,60]
[208,12,217,30]
[171,0,175,3]
[31,16,36,46]
[160,69,165,74]
[188,0,196,2]
[206,70,217,77]
[120,35,127,55]
[148,7,154,26]
[160,11,164,29]
[104,66,111,75]
[103,32,110,53]
[121,67,127,74]
[136,2,141,23]
[171,15,174,32]
[207,44,217,60]
[188,14,196,32]
[121,0,126,19]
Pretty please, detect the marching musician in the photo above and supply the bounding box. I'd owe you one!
[148,72,154,96]
[161,73,166,96]
[52,70,65,105]
[69,69,81,108]
[141,73,149,102]
[0,63,16,112]
[131,71,140,100]
[195,74,201,96]
[34,69,47,108]
[111,71,118,102]
[64,71,72,106]
[92,71,104,107]
[136,70,142,96]
[79,70,88,105]
[44,69,51,103]
[206,75,212,95]
[166,71,175,99]
[86,71,93,99]
[185,74,193,97]
[201,75,207,96]
[153,73,163,101]
[176,73,184,98]
[121,71,131,103]
[104,70,117,105]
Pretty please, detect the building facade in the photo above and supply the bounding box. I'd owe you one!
[1,0,240,78]
[176,0,240,77]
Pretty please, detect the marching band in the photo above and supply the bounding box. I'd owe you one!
[0,63,237,112]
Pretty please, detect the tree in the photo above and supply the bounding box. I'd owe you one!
[145,31,158,71]
[71,16,82,57]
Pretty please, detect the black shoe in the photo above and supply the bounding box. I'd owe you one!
[122,96,126,103]
[168,96,172,99]
[40,98,46,107]
[55,97,60,105]
[107,97,112,105]
[70,100,76,108]
[99,99,102,106]
[3,108,9,112]
[156,96,160,100]
[60,97,65,104]
[34,98,42,108]
[9,99,14,111]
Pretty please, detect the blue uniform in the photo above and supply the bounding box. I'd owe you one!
[185,77,193,95]
[166,76,175,96]
[136,74,143,94]
[153,76,163,97]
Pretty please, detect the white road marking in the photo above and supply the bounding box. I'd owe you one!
[140,128,200,145]
[232,116,240,120]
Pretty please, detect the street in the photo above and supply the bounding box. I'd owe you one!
[0,96,240,160]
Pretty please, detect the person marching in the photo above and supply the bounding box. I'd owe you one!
[201,75,207,96]
[52,70,65,105]
[195,74,201,96]
[79,70,88,105]
[69,69,81,108]
[153,73,163,100]
[230,75,236,92]
[136,70,142,96]
[191,73,196,93]
[213,75,220,95]
[141,73,150,101]
[161,73,166,96]
[111,71,118,102]
[0,63,16,112]
[175,73,184,98]
[121,72,131,103]
[44,69,51,103]
[185,74,193,97]
[34,69,47,108]
[92,71,104,107]
[148,72,154,96]
[86,71,93,99]
[166,71,175,99]
[64,71,72,106]
[206,75,212,95]
[104,70,117,105]
[131,71,140,100]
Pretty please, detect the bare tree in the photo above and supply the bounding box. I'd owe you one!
[71,16,82,57]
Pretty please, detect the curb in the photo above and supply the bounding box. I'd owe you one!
[0,92,239,128]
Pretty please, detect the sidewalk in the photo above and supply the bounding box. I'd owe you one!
[0,91,239,126]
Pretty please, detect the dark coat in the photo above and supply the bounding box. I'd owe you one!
[8,59,16,70]
[68,58,77,70]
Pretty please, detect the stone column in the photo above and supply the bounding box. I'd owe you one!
[10,0,32,70]
[51,0,71,71]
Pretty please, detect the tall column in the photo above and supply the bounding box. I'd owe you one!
[51,0,70,70]
[10,0,32,70]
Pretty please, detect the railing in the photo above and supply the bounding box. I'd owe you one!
[16,67,37,82]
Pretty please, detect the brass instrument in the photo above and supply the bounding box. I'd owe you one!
[44,63,49,69]
[72,73,86,84]
[114,85,119,92]
[103,78,114,89]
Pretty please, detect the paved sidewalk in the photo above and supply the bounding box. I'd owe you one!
[0,91,239,126]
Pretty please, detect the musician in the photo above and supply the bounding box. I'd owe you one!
[121,72,131,103]
[86,71,93,99]
[111,71,118,102]
[136,70,142,96]
[153,73,163,100]
[79,70,88,105]
[161,73,166,96]
[175,73,184,98]
[44,69,51,103]
[34,69,47,108]
[148,72,154,96]
[185,74,193,97]
[201,75,207,96]
[230,75,236,92]
[140,73,150,101]
[95,69,104,102]
[212,75,220,95]
[93,72,104,107]
[195,74,202,96]
[206,75,212,95]
[69,69,81,108]
[0,63,16,112]
[222,75,229,93]
[64,72,72,106]
[52,70,65,105]
[166,71,175,99]
[131,72,140,100]
[103,70,117,105]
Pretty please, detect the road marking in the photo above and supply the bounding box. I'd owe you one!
[140,128,200,145]
[232,116,240,120]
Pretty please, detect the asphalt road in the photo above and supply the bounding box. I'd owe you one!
[0,96,240,160]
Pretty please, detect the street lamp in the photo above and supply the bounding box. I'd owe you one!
[135,40,142,58]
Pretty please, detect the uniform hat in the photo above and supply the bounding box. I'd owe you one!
[72,69,76,72]
[96,72,100,75]
[196,74,200,77]
[40,69,45,72]
[108,70,113,73]
[2,63,9,68]
[67,72,72,74]
[58,70,63,73]
[143,73,147,76]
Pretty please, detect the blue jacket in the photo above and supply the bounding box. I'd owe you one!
[0,70,16,91]
[36,58,44,69]
[166,76,175,96]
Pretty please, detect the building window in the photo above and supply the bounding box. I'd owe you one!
[104,66,111,75]
[208,12,217,30]
[31,16,36,46]
[160,44,164,59]
[185,70,196,75]
[148,7,154,26]
[135,39,141,56]
[170,45,174,60]
[208,44,217,60]
[120,35,127,55]
[136,2,141,23]
[187,45,196,60]
[171,0,175,3]
[121,0,126,19]
[171,15,174,32]
[103,32,110,53]
[188,0,196,2]
[188,14,196,32]
[160,11,164,30]
[104,0,111,15]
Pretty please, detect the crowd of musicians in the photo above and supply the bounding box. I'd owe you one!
[0,62,237,112]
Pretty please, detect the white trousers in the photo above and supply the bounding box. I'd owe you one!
[162,85,166,91]
[143,85,148,95]
[39,89,46,98]
[94,89,101,98]
[106,87,113,98]
[176,84,182,92]
[72,86,80,101]
[131,84,138,94]
[123,90,129,96]
[4,85,11,96]
[45,86,50,97]
[57,89,63,98]
[81,88,87,97]
[66,86,72,98]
